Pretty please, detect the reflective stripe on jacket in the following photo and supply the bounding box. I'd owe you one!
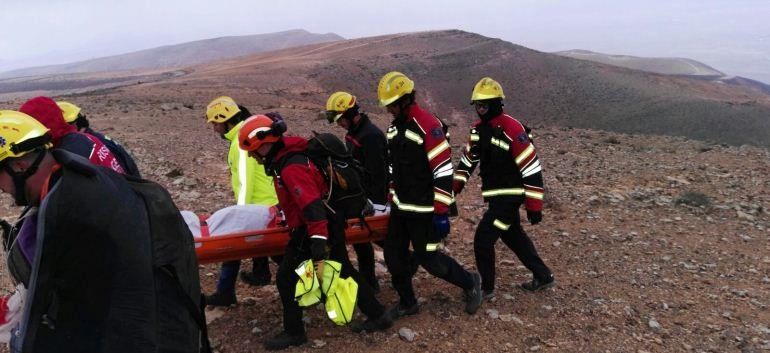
[225,121,278,206]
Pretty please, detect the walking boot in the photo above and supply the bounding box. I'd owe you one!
[205,291,236,307]
[350,311,393,333]
[388,302,419,320]
[464,272,483,314]
[520,274,555,292]
[264,331,308,351]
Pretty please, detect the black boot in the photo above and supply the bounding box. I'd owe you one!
[240,271,271,286]
[463,272,483,314]
[205,291,236,307]
[388,302,419,321]
[350,311,393,333]
[520,274,555,292]
[264,331,308,351]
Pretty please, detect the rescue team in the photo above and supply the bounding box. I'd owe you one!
[0,72,553,352]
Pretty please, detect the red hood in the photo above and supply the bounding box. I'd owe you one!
[19,96,76,145]
[273,136,308,163]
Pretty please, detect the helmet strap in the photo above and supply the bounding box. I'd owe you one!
[3,149,46,206]
[392,93,415,120]
[341,105,360,129]
[263,139,285,174]
[75,114,90,131]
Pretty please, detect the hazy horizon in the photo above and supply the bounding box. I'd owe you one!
[2,0,768,83]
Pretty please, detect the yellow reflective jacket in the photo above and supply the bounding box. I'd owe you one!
[225,121,278,206]
[294,260,358,325]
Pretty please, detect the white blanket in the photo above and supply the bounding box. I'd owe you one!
[182,205,275,238]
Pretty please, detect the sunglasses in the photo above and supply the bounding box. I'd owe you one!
[473,101,489,110]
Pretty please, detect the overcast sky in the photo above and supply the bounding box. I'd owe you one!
[2,0,769,82]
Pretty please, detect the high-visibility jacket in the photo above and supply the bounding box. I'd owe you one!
[294,260,358,325]
[453,112,544,211]
[386,103,454,217]
[225,121,278,206]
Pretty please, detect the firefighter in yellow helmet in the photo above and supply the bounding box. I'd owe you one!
[55,101,141,177]
[0,110,205,351]
[454,77,554,298]
[377,72,483,319]
[324,91,388,291]
[204,96,281,306]
[0,111,54,206]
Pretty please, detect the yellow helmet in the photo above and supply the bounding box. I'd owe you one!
[56,101,82,123]
[325,92,356,123]
[0,110,52,163]
[377,71,414,106]
[205,96,241,123]
[471,77,505,102]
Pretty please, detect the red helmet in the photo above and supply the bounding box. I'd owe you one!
[239,115,281,152]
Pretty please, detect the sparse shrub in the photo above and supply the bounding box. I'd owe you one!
[675,191,711,208]
[603,136,621,145]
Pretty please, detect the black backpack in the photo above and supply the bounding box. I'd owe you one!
[306,132,373,219]
[126,175,212,353]
[5,150,210,353]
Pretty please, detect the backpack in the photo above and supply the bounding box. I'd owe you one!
[125,175,212,353]
[6,150,210,353]
[305,132,372,219]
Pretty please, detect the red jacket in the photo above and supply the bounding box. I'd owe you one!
[20,96,125,174]
[454,112,544,211]
[270,136,330,239]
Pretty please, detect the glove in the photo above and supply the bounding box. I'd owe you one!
[433,213,450,239]
[309,237,328,261]
[526,210,543,225]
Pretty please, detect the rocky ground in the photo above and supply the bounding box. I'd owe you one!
[1,91,769,353]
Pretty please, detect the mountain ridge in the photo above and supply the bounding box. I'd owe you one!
[0,29,343,79]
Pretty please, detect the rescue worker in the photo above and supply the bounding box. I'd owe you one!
[19,96,126,174]
[377,71,483,319]
[204,96,280,306]
[453,77,555,298]
[0,110,206,352]
[56,101,141,177]
[324,91,387,291]
[238,115,392,350]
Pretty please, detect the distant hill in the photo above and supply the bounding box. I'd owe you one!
[144,30,770,147]
[0,29,343,79]
[556,49,770,95]
[555,49,725,77]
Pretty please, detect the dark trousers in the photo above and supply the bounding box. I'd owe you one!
[474,200,551,291]
[352,240,382,288]
[217,256,279,293]
[275,221,385,335]
[384,213,474,307]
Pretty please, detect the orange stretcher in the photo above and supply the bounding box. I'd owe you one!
[194,215,389,264]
